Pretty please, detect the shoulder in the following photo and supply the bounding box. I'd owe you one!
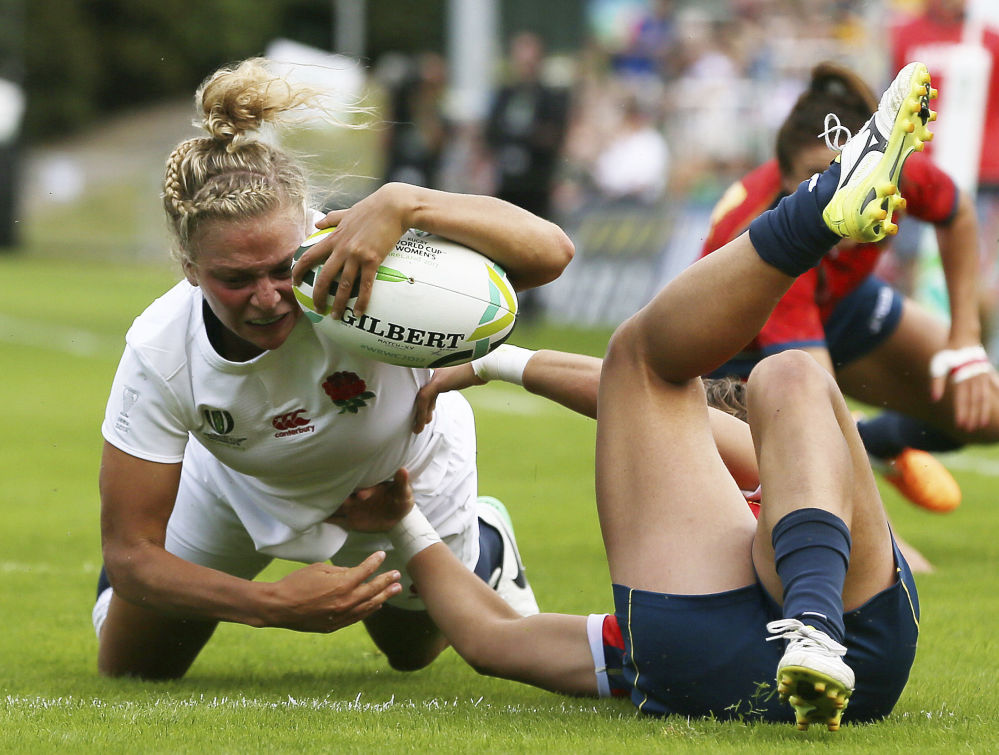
[899,153,958,223]
[124,280,200,375]
[702,161,782,256]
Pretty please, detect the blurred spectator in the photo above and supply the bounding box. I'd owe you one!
[890,0,999,349]
[382,52,451,189]
[0,76,25,249]
[484,31,571,222]
[611,0,678,85]
[590,95,670,205]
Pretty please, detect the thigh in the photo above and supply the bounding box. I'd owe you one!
[98,594,218,679]
[596,318,757,595]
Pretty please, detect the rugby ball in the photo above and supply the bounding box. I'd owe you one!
[293,228,518,368]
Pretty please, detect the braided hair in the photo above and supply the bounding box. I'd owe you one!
[162,58,321,264]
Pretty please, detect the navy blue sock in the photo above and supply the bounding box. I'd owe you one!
[857,411,965,460]
[748,162,842,277]
[772,508,852,643]
[473,519,503,583]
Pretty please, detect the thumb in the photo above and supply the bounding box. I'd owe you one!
[392,467,410,490]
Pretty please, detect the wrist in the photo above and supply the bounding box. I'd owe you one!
[930,345,993,384]
[388,507,442,563]
[471,344,536,386]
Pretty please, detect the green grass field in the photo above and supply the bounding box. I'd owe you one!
[2,250,998,753]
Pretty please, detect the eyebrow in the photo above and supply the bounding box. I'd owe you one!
[210,254,296,276]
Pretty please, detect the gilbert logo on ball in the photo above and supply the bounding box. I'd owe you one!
[293,227,518,368]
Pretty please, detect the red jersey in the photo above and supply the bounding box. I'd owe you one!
[700,155,958,356]
[891,12,999,186]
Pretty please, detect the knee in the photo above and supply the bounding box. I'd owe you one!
[747,350,834,411]
[604,315,644,368]
[382,646,442,672]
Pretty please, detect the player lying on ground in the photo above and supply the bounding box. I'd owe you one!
[337,62,934,730]
[412,345,934,572]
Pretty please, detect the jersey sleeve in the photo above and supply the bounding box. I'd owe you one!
[898,153,959,224]
[756,269,826,353]
[701,161,783,257]
[102,345,190,463]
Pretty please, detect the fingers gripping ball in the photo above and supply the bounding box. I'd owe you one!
[293,228,519,368]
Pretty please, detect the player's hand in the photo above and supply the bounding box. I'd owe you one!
[328,468,415,532]
[291,183,412,319]
[259,552,401,633]
[948,369,999,431]
[413,364,484,433]
[929,345,999,431]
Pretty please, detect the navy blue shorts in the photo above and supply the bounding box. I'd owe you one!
[612,536,919,723]
[708,275,904,378]
[824,275,904,367]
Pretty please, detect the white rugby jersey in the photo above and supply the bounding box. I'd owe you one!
[102,281,477,559]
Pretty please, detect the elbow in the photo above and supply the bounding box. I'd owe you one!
[546,225,575,282]
[101,542,153,604]
[523,225,575,289]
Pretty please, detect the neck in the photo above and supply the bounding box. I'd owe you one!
[202,301,264,362]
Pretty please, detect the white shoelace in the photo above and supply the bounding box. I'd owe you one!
[818,112,853,152]
[766,618,848,656]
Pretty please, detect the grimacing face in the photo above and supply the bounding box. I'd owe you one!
[184,204,308,361]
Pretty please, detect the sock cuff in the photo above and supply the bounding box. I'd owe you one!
[772,507,852,563]
[748,164,842,277]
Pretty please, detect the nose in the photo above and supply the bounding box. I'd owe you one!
[251,277,284,309]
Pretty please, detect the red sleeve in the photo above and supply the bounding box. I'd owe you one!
[756,269,826,352]
[701,161,783,257]
[898,152,959,224]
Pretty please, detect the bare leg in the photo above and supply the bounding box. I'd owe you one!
[747,351,895,612]
[596,234,793,592]
[362,605,448,671]
[98,594,217,679]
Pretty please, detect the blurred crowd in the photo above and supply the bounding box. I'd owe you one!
[373,0,899,218]
[368,0,999,332]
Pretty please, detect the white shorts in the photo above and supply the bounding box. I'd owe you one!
[164,395,480,611]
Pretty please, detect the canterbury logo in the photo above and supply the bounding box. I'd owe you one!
[272,409,311,430]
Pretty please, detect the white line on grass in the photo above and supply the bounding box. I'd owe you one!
[3,693,604,715]
[0,314,122,357]
[938,451,999,478]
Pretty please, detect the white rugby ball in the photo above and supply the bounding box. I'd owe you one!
[293,228,519,368]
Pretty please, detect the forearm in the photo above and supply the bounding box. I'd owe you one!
[395,183,574,289]
[391,510,597,695]
[937,191,983,344]
[104,541,272,627]
[523,350,600,419]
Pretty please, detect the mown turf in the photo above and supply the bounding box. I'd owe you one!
[1,251,997,752]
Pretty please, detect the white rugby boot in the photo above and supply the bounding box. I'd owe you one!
[821,61,936,243]
[767,618,855,731]
[477,496,540,616]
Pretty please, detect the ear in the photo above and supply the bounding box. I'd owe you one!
[182,259,199,287]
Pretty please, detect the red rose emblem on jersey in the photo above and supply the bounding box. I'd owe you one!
[323,371,376,414]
